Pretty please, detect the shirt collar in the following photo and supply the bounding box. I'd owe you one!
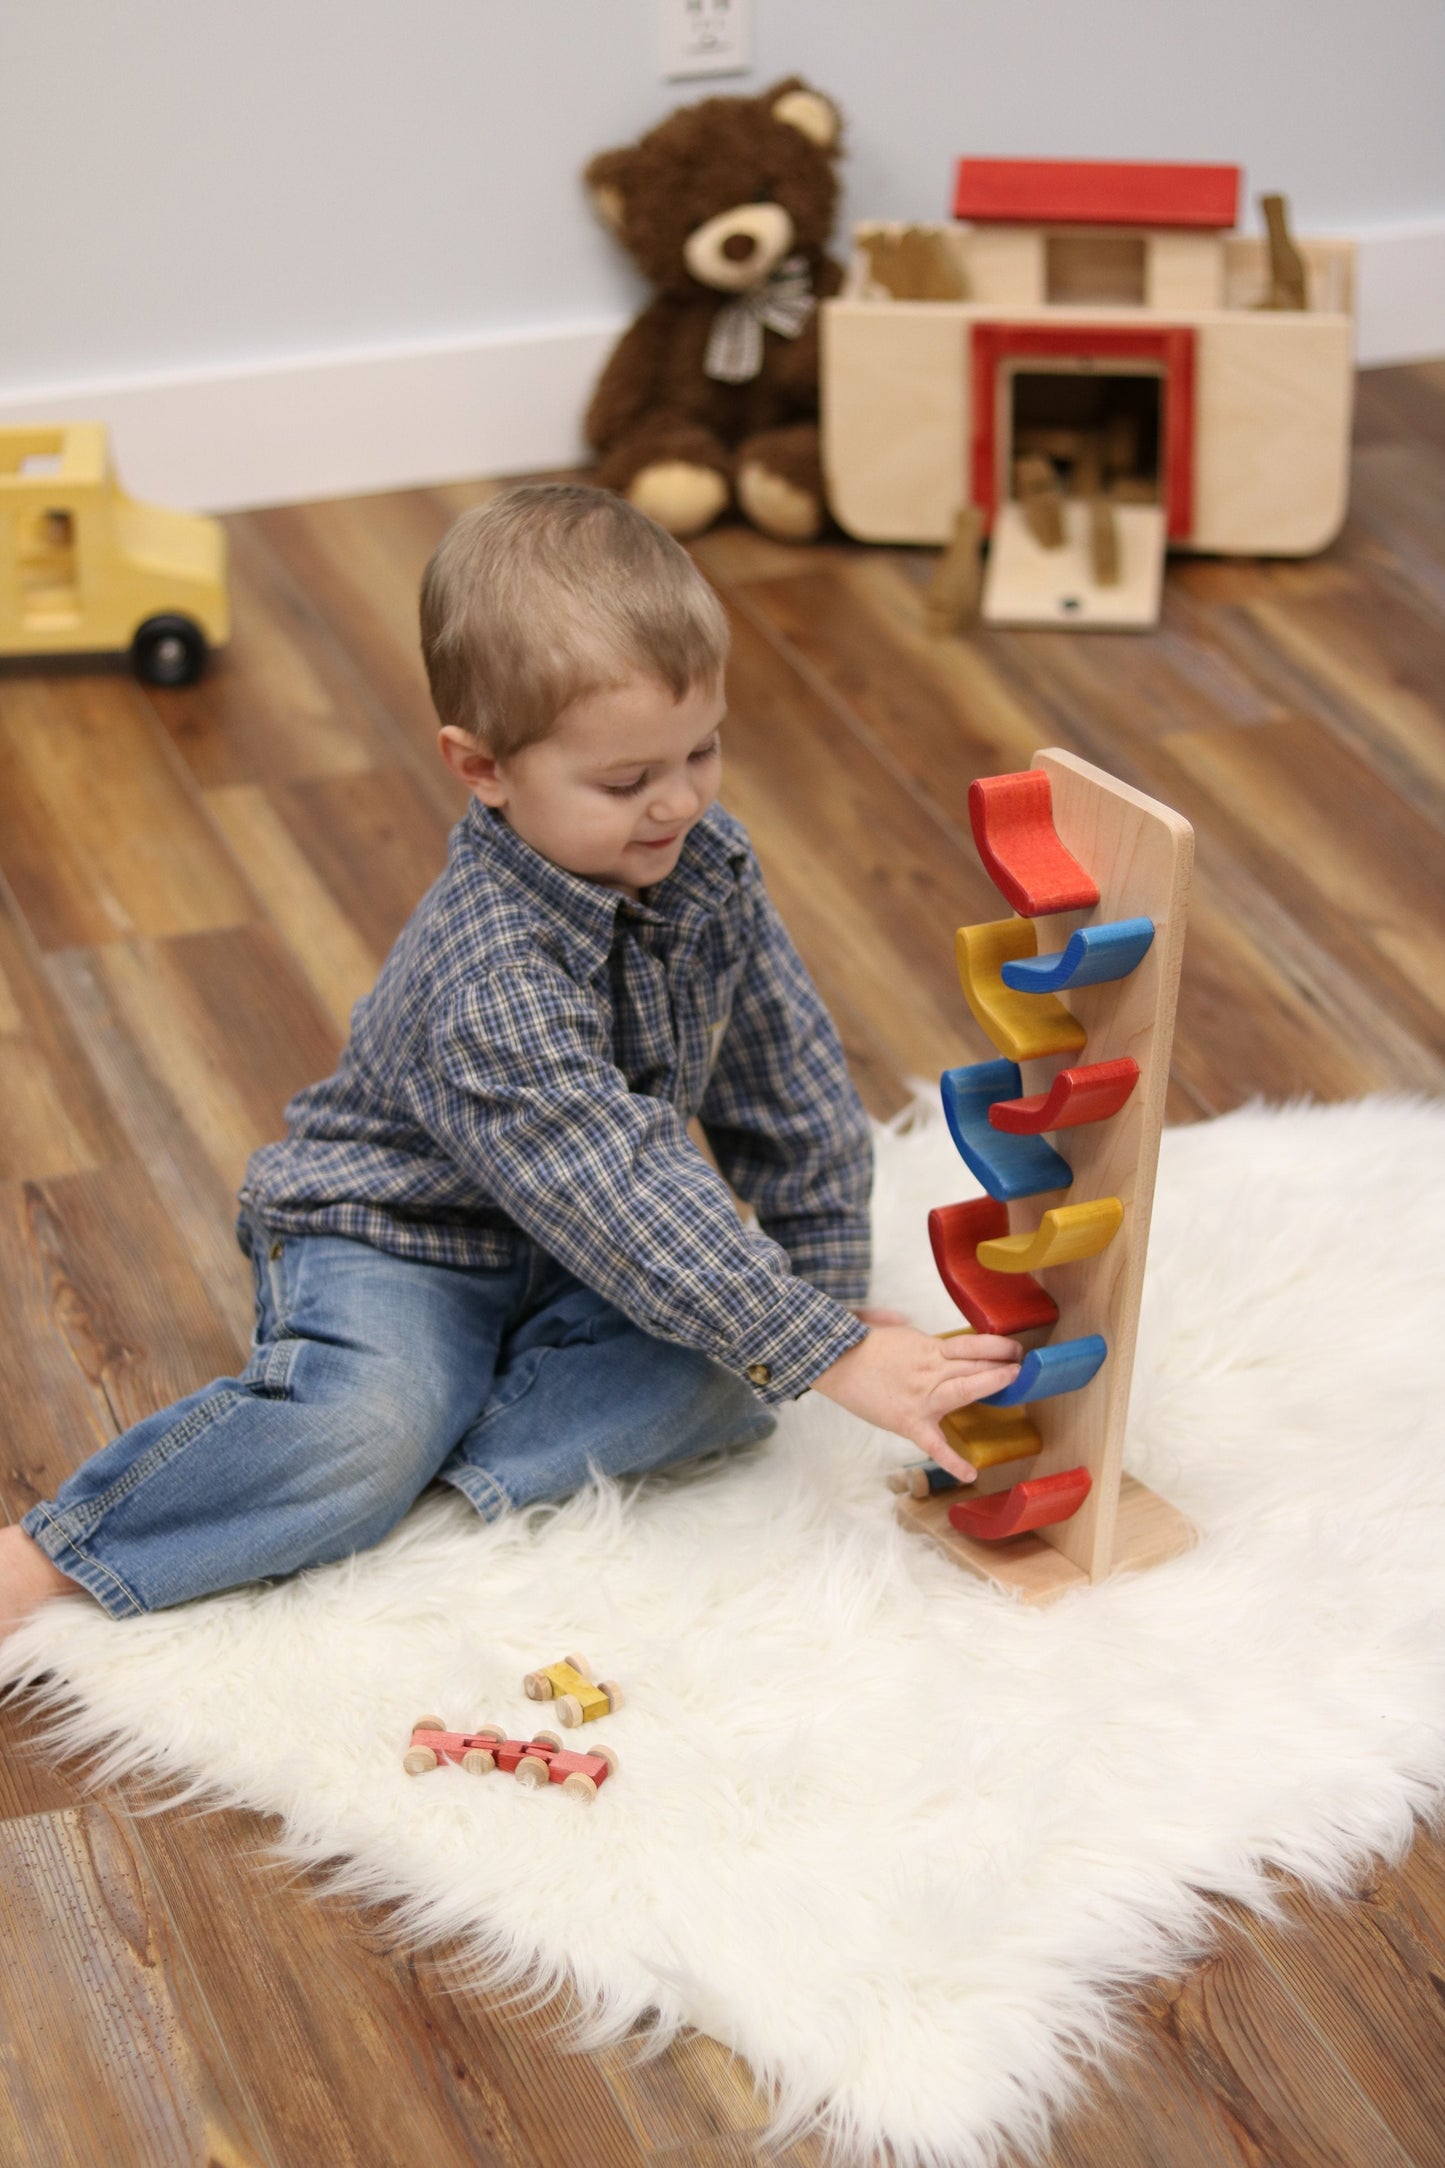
[458,800,745,972]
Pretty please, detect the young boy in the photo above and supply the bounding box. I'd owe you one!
[0,486,1019,1644]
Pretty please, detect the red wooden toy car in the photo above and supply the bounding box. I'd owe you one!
[402,1718,617,1803]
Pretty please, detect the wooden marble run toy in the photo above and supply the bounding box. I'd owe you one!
[0,423,228,683]
[821,159,1355,628]
[522,1651,622,1727]
[894,746,1196,1604]
[403,1717,617,1803]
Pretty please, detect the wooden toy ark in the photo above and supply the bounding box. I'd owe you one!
[403,1717,618,1802]
[0,422,229,683]
[894,747,1196,1604]
[821,160,1354,629]
[522,1651,623,1726]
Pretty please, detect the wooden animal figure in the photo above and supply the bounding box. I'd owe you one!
[893,748,1197,1604]
[522,1652,623,1726]
[403,1719,617,1803]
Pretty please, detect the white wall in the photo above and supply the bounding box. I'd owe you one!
[2,0,1442,507]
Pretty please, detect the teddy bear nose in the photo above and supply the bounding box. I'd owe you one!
[721,232,757,262]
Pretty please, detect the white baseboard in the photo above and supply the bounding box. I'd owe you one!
[0,220,1440,515]
[0,319,628,515]
[1353,218,1445,368]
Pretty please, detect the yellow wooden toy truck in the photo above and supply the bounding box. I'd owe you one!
[522,1653,623,1728]
[0,422,229,684]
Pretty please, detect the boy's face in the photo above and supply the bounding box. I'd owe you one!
[440,674,725,897]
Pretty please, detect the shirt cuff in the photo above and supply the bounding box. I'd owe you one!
[733,1277,869,1403]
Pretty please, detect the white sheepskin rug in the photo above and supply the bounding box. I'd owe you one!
[6,1097,1445,2166]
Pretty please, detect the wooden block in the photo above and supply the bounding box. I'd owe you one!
[982,1334,1106,1407]
[938,1403,1042,1469]
[927,1198,1060,1335]
[955,918,1088,1061]
[1000,916,1155,994]
[940,1058,1074,1201]
[967,770,1100,917]
[948,1466,1092,1540]
[976,1197,1125,1273]
[987,1057,1140,1134]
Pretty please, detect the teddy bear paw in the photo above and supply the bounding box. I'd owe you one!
[737,460,824,542]
[627,462,730,538]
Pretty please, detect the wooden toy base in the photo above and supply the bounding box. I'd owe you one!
[896,1472,1195,1606]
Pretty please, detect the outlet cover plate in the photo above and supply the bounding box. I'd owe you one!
[660,0,752,80]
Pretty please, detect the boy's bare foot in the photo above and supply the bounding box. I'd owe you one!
[0,1524,80,1647]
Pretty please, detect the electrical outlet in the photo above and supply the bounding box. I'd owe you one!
[659,0,752,81]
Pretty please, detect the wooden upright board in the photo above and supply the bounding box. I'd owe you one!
[898,748,1196,1602]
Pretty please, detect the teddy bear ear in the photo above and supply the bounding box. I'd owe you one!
[766,78,841,151]
[584,148,633,237]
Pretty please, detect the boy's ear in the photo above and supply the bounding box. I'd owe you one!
[438,727,506,804]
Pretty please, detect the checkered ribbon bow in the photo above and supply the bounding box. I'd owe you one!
[703,255,816,385]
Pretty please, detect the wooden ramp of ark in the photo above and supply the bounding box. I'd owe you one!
[897,1473,1196,1606]
[922,746,1196,1591]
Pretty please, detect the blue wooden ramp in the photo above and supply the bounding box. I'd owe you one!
[1000,916,1155,994]
[983,1334,1107,1407]
[940,1059,1073,1201]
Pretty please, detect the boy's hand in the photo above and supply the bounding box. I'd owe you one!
[813,1324,1023,1482]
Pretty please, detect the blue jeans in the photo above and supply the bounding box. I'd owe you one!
[22,1211,776,1619]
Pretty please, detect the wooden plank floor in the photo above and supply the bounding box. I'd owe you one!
[2,361,1444,2167]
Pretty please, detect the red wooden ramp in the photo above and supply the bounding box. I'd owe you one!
[948,1467,1092,1541]
[968,771,1100,917]
[928,1199,1059,1336]
[988,1057,1140,1135]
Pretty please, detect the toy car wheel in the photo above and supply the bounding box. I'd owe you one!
[530,1730,562,1751]
[561,1772,598,1804]
[599,1679,624,1713]
[523,1671,552,1700]
[563,1651,591,1677]
[472,1724,506,1743]
[413,1714,446,1733]
[554,1694,584,1728]
[132,614,208,687]
[461,1748,496,1775]
[402,1746,439,1775]
[515,1754,550,1789]
[592,1744,619,1776]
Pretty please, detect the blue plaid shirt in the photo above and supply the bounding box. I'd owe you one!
[240,800,872,1402]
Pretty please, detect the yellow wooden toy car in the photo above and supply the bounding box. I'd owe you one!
[0,422,229,685]
[521,1652,623,1728]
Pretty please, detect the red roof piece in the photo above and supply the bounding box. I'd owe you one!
[953,158,1240,230]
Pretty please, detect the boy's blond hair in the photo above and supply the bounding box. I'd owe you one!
[419,483,730,756]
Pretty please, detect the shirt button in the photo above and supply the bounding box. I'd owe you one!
[746,1362,771,1387]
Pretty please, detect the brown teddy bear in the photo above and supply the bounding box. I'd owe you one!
[583,78,843,542]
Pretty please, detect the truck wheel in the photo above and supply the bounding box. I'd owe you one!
[132,614,208,687]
